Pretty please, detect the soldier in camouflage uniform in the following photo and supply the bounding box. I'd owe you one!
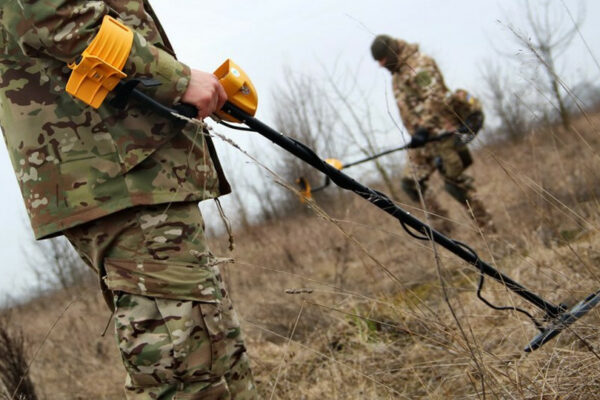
[0,1,257,398]
[370,34,493,232]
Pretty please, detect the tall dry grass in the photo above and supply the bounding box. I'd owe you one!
[213,111,600,399]
[2,111,600,399]
[0,315,38,400]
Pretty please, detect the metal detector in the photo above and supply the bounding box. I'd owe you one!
[296,132,459,198]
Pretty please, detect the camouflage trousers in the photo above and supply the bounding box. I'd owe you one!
[401,137,493,231]
[65,202,258,400]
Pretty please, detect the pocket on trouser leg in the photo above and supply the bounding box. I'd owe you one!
[223,353,256,399]
[404,148,435,183]
[437,149,465,180]
[202,299,243,378]
[201,298,256,398]
[107,258,250,397]
[114,294,215,388]
[114,293,186,388]
[103,258,223,303]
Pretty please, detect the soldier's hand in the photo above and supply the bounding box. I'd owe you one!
[409,128,430,148]
[181,69,228,119]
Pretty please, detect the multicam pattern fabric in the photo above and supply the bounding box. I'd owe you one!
[391,39,483,136]
[389,38,492,229]
[391,39,454,135]
[115,294,255,400]
[0,0,229,239]
[65,202,257,399]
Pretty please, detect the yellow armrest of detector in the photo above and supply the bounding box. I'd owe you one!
[66,16,133,108]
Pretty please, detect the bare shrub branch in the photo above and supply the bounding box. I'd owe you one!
[505,0,585,129]
[481,61,531,141]
[321,61,401,199]
[270,66,345,211]
[27,236,94,292]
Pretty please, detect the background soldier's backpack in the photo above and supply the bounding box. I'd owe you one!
[447,89,484,135]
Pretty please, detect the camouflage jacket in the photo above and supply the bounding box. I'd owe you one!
[0,0,230,239]
[391,39,464,136]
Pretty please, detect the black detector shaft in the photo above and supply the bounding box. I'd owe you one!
[341,131,456,169]
[341,143,412,169]
[115,87,600,352]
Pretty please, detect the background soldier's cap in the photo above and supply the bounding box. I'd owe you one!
[370,34,395,61]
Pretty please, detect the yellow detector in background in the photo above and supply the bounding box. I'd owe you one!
[325,158,343,170]
[295,177,312,202]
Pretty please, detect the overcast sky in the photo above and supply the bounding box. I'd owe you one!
[1,0,599,303]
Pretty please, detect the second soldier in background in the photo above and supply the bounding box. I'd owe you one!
[371,34,494,233]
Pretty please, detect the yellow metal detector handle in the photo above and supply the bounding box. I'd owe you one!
[213,59,258,122]
[66,16,133,108]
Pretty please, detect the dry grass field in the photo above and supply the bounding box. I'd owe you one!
[2,111,600,399]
